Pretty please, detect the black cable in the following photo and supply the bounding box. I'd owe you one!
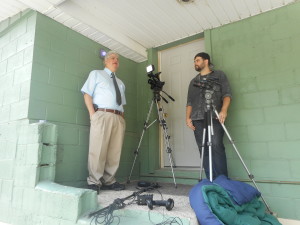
[89,184,159,225]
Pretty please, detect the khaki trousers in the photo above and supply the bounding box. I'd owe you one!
[87,111,125,186]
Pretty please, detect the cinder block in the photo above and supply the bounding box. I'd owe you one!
[26,143,42,165]
[3,86,20,106]
[20,80,31,100]
[0,60,7,76]
[28,99,47,120]
[49,69,78,91]
[0,179,13,203]
[7,50,24,73]
[12,187,23,209]
[30,81,64,104]
[10,20,27,42]
[0,202,12,224]
[14,62,32,85]
[264,104,300,123]
[269,141,300,159]
[286,123,300,140]
[0,105,10,123]
[242,90,279,109]
[31,62,49,83]
[0,73,14,92]
[248,123,286,142]
[0,19,9,33]
[1,40,17,60]
[57,125,79,145]
[23,45,34,64]
[38,165,55,182]
[252,160,290,179]
[76,108,89,126]
[14,165,38,187]
[10,99,29,121]
[17,31,34,52]
[0,160,14,179]
[41,145,56,165]
[18,123,42,144]
[41,123,57,145]
[47,104,77,124]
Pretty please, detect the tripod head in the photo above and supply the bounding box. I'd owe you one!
[193,75,220,111]
[146,65,175,103]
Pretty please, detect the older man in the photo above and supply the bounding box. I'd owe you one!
[81,51,126,192]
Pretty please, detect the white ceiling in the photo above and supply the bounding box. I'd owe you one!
[0,0,297,62]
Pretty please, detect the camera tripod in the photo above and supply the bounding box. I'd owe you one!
[127,90,177,188]
[199,89,272,213]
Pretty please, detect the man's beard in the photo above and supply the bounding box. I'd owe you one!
[195,65,203,72]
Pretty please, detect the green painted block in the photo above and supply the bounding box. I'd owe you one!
[31,62,49,82]
[230,108,264,126]
[25,143,42,165]
[57,125,79,145]
[41,145,56,165]
[3,86,20,105]
[46,103,77,124]
[264,104,300,123]
[7,51,24,73]
[76,108,89,126]
[49,69,79,91]
[0,105,10,123]
[2,40,17,61]
[268,141,300,159]
[0,179,13,203]
[247,124,285,142]
[20,81,31,100]
[14,63,32,85]
[17,32,34,52]
[28,99,47,120]
[14,165,38,187]
[286,123,300,140]
[23,45,34,64]
[10,99,29,121]
[242,90,279,109]
[31,81,64,104]
[0,60,7,76]
[0,202,12,224]
[41,123,57,145]
[0,160,14,179]
[251,160,291,180]
[18,123,42,144]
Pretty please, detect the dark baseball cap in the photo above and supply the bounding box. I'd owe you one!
[194,52,211,61]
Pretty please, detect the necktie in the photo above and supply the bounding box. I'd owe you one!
[111,73,122,105]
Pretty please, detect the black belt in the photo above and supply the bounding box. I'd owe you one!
[97,108,122,115]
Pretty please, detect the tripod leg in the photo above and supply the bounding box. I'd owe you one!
[155,100,177,188]
[199,128,206,181]
[127,100,155,183]
[213,108,273,214]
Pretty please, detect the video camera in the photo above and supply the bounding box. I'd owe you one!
[146,65,165,91]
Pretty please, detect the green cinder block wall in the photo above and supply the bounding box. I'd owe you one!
[204,2,300,220]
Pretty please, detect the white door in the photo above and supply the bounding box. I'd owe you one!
[159,39,205,168]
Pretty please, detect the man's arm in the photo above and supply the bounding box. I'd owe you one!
[186,105,195,131]
[218,96,231,124]
[83,93,95,119]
